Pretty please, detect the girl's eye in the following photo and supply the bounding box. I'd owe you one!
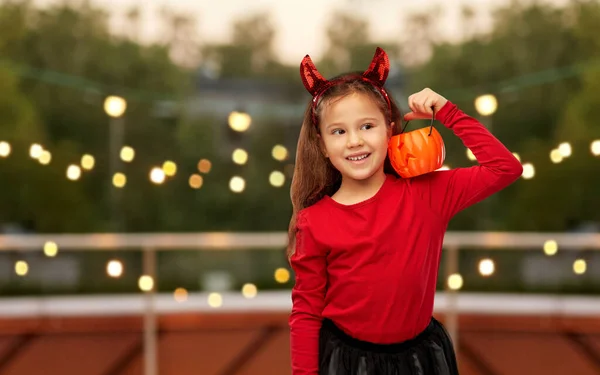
[361,123,374,130]
[332,129,345,135]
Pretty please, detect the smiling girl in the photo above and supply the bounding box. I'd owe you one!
[287,48,523,375]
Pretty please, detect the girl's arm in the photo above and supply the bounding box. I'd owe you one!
[414,99,523,221]
[289,210,327,375]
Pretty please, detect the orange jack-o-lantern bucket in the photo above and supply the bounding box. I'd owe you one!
[387,114,446,178]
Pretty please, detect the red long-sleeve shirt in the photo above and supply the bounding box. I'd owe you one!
[288,101,523,375]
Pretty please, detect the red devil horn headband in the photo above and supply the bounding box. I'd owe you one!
[300,47,392,125]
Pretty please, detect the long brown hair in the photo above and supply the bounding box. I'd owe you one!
[286,74,404,258]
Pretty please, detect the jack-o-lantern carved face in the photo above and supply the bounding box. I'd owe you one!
[388,125,445,178]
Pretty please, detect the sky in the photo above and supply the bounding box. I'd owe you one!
[34,0,569,65]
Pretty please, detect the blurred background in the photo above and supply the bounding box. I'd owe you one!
[0,0,599,374]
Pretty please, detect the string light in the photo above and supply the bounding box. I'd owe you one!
[269,171,285,187]
[174,288,188,302]
[112,173,126,188]
[138,275,154,291]
[232,149,248,165]
[229,176,245,193]
[242,283,258,299]
[550,149,563,164]
[81,154,95,170]
[162,161,177,177]
[274,268,290,283]
[38,150,51,165]
[0,141,11,157]
[15,261,28,276]
[66,164,82,181]
[106,260,123,277]
[197,159,212,173]
[43,241,58,257]
[447,273,463,290]
[543,240,558,256]
[466,149,476,161]
[474,94,498,116]
[228,111,251,132]
[104,96,127,118]
[573,259,587,275]
[29,144,43,159]
[120,146,135,162]
[512,152,521,162]
[478,258,495,276]
[207,292,223,308]
[521,163,535,179]
[558,142,572,157]
[591,140,600,156]
[272,145,289,161]
[189,174,203,189]
[150,167,165,184]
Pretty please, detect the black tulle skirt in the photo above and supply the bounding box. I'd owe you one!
[319,317,459,375]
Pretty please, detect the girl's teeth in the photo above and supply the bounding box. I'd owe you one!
[348,154,369,161]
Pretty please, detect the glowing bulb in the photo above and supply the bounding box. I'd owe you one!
[242,283,258,299]
[189,174,203,189]
[0,141,11,157]
[29,144,43,159]
[38,150,51,165]
[274,268,290,283]
[66,165,82,181]
[466,149,476,161]
[15,260,28,276]
[150,167,165,184]
[113,173,126,188]
[232,148,248,165]
[478,258,495,276]
[162,161,177,177]
[197,159,212,173]
[228,111,251,132]
[81,154,95,170]
[558,142,571,157]
[107,260,123,277]
[104,96,127,118]
[138,275,154,291]
[229,176,245,193]
[174,288,188,302]
[272,145,289,161]
[474,94,498,116]
[447,273,463,290]
[43,241,58,257]
[550,149,563,164]
[543,240,558,256]
[573,259,586,275]
[590,140,600,156]
[120,146,135,162]
[207,293,223,308]
[269,171,285,187]
[521,163,535,179]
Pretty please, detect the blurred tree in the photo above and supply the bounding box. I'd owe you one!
[318,11,399,77]
[201,12,294,80]
[0,66,94,232]
[0,0,190,231]
[403,0,600,230]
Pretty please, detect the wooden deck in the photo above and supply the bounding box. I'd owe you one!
[0,293,599,375]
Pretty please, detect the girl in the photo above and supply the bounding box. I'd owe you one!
[287,47,523,375]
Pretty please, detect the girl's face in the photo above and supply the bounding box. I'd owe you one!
[319,92,393,184]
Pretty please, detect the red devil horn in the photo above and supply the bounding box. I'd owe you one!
[300,54,328,96]
[362,47,390,86]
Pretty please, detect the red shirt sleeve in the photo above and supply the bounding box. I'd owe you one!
[416,101,523,222]
[289,210,327,375]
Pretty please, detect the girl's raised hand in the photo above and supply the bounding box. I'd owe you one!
[404,88,448,121]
